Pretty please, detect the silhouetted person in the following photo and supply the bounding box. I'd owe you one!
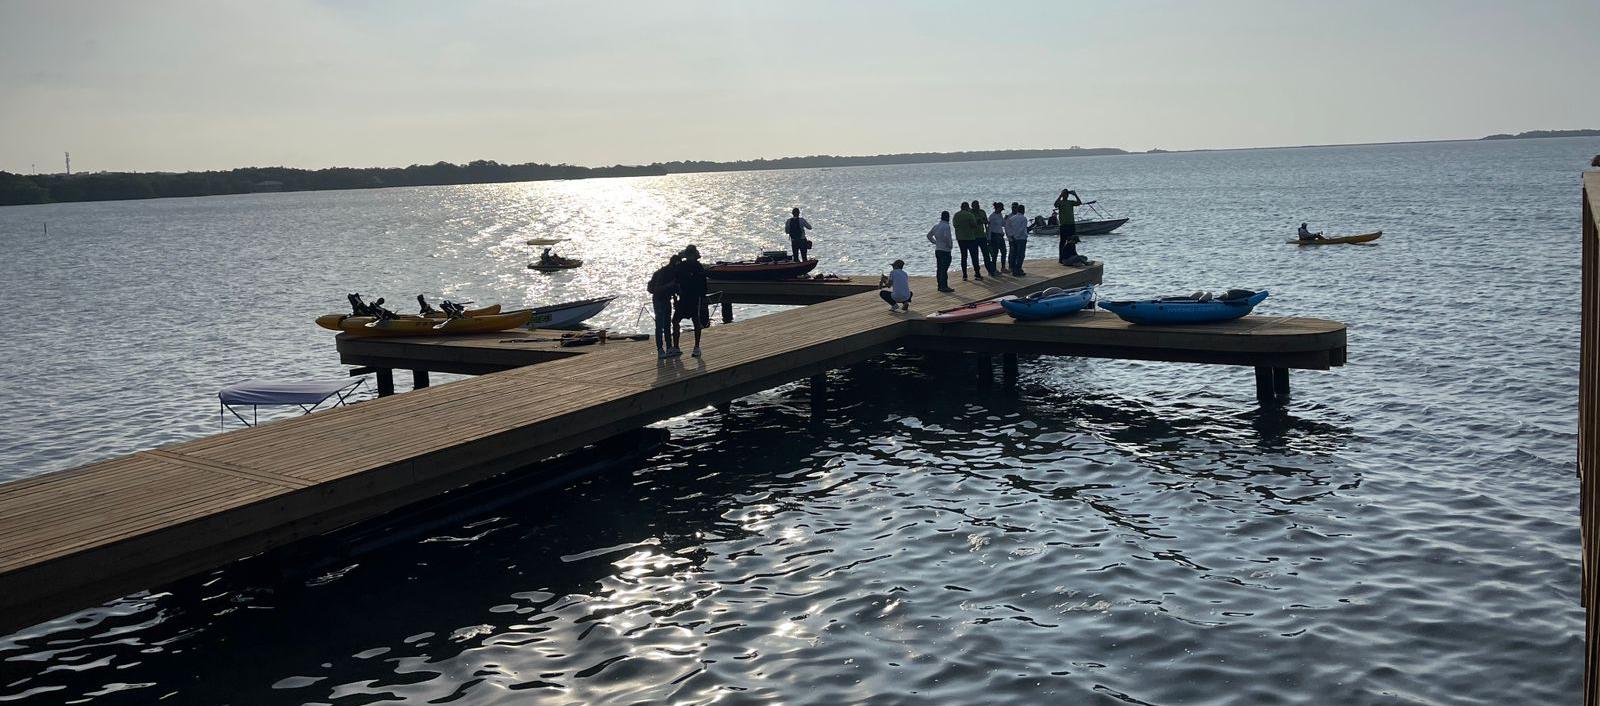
[1297,222,1325,241]
[785,207,813,262]
[1054,188,1083,264]
[649,254,682,358]
[927,210,955,292]
[673,245,709,357]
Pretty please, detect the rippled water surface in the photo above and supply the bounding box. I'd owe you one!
[1,138,1594,704]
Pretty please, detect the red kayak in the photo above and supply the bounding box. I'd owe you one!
[923,296,1017,322]
[707,258,819,281]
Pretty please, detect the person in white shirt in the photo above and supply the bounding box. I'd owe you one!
[878,259,913,311]
[987,202,1009,274]
[1004,203,1031,276]
[926,210,955,292]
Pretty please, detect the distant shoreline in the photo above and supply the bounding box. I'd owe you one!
[3,131,1597,207]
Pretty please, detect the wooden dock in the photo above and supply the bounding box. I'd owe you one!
[1577,170,1600,706]
[1,259,1131,634]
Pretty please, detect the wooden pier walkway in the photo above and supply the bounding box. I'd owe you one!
[1,259,1123,633]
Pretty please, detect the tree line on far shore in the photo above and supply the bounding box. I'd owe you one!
[0,147,1128,207]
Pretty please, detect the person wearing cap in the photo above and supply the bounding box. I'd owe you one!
[878,259,912,311]
[672,244,709,357]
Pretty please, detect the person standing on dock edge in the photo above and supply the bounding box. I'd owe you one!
[879,259,912,311]
[785,208,813,262]
[927,210,955,292]
[648,254,682,358]
[673,245,709,357]
[952,202,984,281]
[1054,188,1082,264]
[1004,203,1029,276]
[973,196,998,277]
[988,202,1009,274]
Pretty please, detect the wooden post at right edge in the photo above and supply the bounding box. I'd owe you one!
[721,301,734,324]
[376,368,395,397]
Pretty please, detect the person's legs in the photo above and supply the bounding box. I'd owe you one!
[991,234,1008,273]
[901,291,912,310]
[981,237,998,276]
[880,290,896,308]
[964,240,984,279]
[958,241,970,279]
[1010,239,1026,275]
[691,302,706,354]
[1063,222,1079,261]
[936,250,952,290]
[653,298,672,354]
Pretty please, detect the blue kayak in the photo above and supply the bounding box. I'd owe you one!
[1000,285,1096,321]
[1099,290,1269,325]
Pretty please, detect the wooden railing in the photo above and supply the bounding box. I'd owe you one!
[1582,170,1600,705]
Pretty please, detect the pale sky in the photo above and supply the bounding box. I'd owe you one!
[2,0,1597,174]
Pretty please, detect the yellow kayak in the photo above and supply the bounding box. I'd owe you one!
[336,309,533,337]
[315,304,501,331]
[1287,230,1382,245]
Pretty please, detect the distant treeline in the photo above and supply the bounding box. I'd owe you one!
[1481,129,1600,141]
[0,146,1128,207]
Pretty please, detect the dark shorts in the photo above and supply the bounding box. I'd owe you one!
[674,295,709,326]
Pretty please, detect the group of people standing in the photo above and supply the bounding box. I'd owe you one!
[923,188,1091,291]
[646,245,710,359]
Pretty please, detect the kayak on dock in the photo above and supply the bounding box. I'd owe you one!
[1099,290,1269,325]
[316,299,501,331]
[1000,285,1096,321]
[337,309,535,337]
[707,256,819,281]
[1288,230,1382,245]
[924,295,1018,322]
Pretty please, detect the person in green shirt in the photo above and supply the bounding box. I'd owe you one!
[951,202,985,281]
[1053,188,1092,265]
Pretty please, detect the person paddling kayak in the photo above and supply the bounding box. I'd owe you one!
[1297,222,1326,241]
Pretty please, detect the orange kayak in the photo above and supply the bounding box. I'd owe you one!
[1287,230,1382,245]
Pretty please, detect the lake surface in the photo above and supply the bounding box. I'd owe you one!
[0,137,1594,704]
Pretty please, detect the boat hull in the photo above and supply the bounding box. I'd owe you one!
[528,259,583,271]
[707,259,819,281]
[1000,286,1096,321]
[1288,230,1381,245]
[338,309,534,337]
[925,295,1018,322]
[1100,290,1269,325]
[1029,218,1128,237]
[528,296,614,329]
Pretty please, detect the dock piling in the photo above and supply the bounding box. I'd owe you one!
[721,301,734,324]
[1255,366,1291,407]
[412,370,430,390]
[1002,353,1019,387]
[376,368,395,397]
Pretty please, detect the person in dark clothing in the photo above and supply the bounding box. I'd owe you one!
[1054,188,1083,264]
[673,245,710,357]
[785,208,813,262]
[926,210,955,292]
[970,196,997,277]
[987,201,1009,275]
[952,202,985,281]
[648,254,682,358]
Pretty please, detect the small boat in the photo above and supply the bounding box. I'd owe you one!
[1099,290,1268,325]
[924,295,1018,322]
[706,257,819,281]
[314,304,501,331]
[1029,218,1129,236]
[525,238,566,246]
[338,309,535,337]
[1000,286,1096,321]
[527,296,614,329]
[528,257,583,272]
[1287,230,1382,245]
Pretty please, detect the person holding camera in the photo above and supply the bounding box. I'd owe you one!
[785,207,813,261]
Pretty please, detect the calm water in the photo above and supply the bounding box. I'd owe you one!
[0,137,1594,704]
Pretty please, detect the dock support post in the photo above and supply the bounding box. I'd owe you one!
[809,373,826,409]
[1002,353,1019,387]
[976,354,994,385]
[1255,367,1290,408]
[721,301,734,324]
[376,368,395,397]
[412,370,430,390]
